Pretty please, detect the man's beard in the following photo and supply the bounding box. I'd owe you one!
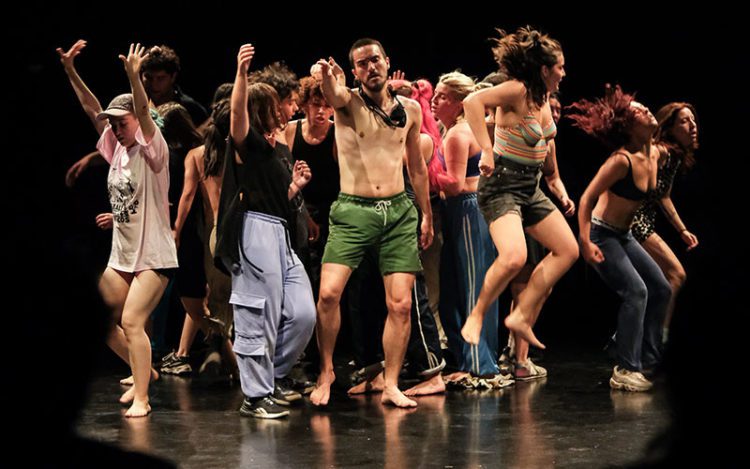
[362,76,385,93]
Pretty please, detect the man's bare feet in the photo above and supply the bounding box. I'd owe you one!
[348,371,384,395]
[461,313,483,345]
[310,370,336,406]
[125,399,151,418]
[404,374,446,396]
[504,313,545,350]
[381,385,417,408]
[119,368,159,386]
[119,386,135,404]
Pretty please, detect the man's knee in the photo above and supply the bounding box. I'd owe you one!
[318,283,344,311]
[386,296,412,318]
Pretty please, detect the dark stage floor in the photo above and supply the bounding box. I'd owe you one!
[76,349,669,468]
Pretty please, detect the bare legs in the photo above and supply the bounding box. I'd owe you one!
[641,232,686,334]
[99,267,168,417]
[312,265,419,407]
[311,263,351,406]
[462,210,578,351]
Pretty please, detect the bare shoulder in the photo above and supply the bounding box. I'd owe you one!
[186,144,205,161]
[400,96,421,114]
[491,80,527,112]
[399,97,422,130]
[607,149,631,170]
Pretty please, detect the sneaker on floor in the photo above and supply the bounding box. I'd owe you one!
[609,366,653,392]
[513,358,547,381]
[239,396,290,419]
[160,352,192,376]
[271,381,302,406]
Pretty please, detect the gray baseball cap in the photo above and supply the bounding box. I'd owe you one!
[96,93,134,120]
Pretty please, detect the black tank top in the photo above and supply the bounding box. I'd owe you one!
[610,153,648,201]
[292,121,339,207]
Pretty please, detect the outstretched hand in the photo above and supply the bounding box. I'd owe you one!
[118,43,149,76]
[313,57,343,81]
[237,44,255,74]
[56,39,87,69]
[389,70,406,81]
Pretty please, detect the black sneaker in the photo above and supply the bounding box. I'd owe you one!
[239,396,290,419]
[271,381,302,406]
[160,351,192,375]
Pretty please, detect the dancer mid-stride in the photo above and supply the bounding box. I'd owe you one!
[460,27,579,358]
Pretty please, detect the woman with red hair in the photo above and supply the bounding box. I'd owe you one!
[571,85,672,392]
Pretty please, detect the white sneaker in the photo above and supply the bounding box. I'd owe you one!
[609,366,653,392]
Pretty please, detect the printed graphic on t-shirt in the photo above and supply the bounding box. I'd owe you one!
[108,178,140,224]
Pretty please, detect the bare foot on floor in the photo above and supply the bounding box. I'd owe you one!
[119,368,159,386]
[119,386,135,405]
[504,313,545,350]
[125,399,151,418]
[381,385,417,408]
[404,374,446,396]
[310,370,336,406]
[443,371,470,382]
[461,313,483,345]
[348,371,384,395]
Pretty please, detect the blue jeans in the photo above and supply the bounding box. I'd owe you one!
[590,221,671,371]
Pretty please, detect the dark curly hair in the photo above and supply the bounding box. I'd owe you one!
[491,26,562,107]
[248,62,299,101]
[566,84,638,150]
[142,44,181,75]
[298,76,327,108]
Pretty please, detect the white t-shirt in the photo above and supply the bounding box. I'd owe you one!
[97,125,178,272]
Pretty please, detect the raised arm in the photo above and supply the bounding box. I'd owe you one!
[542,139,575,216]
[578,153,629,263]
[119,43,157,142]
[230,44,255,148]
[312,58,350,109]
[404,100,433,249]
[57,40,106,135]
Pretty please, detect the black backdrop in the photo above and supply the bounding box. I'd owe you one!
[9,7,737,348]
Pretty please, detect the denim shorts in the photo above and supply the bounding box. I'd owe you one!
[477,156,556,227]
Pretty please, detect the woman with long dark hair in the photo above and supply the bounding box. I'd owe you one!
[631,103,699,342]
[460,27,579,377]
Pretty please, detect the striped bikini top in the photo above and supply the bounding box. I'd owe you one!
[493,112,557,166]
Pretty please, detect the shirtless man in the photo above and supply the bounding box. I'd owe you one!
[309,38,433,408]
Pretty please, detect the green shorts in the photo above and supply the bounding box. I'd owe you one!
[322,192,421,274]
